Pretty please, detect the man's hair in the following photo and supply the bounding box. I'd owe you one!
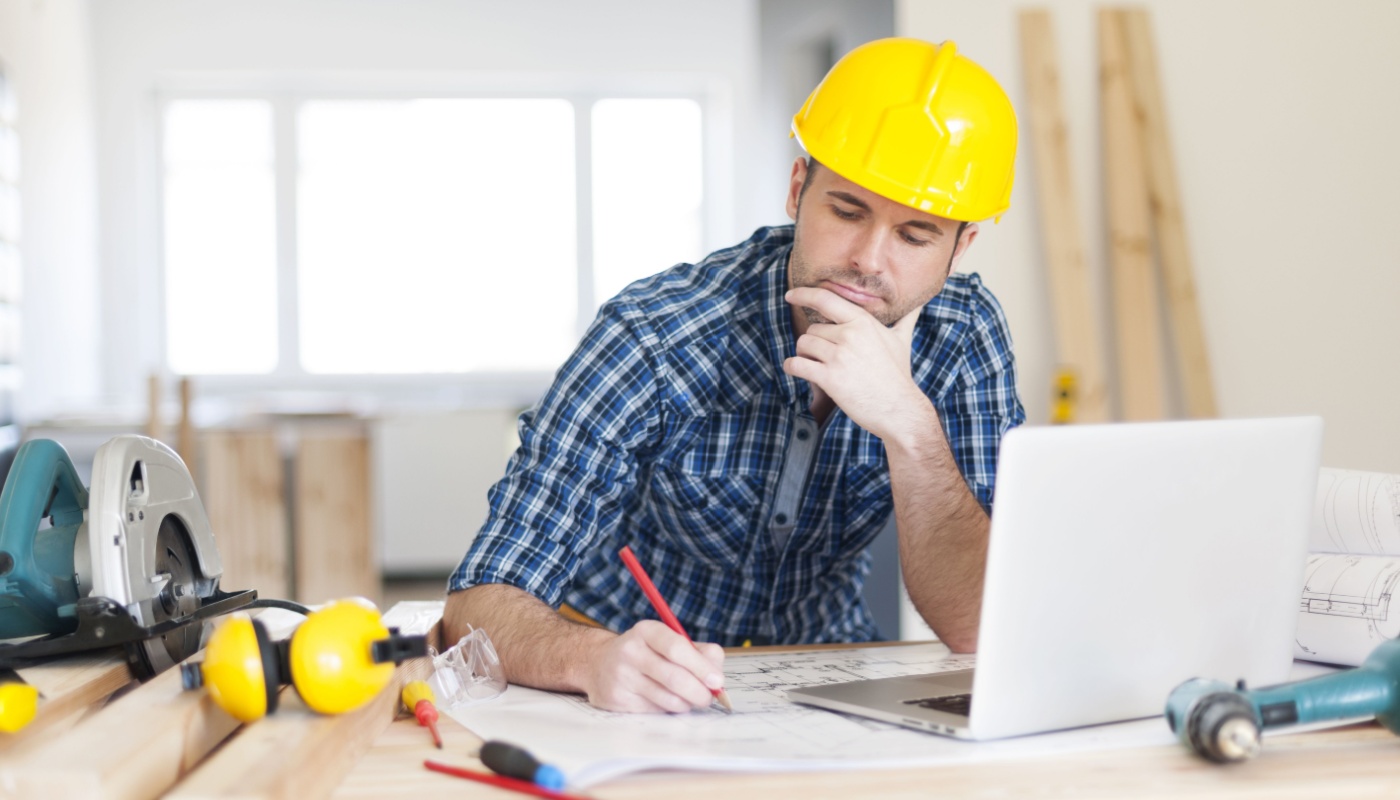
[796,157,823,209]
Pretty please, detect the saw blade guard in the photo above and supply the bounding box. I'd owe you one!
[0,439,89,639]
[86,435,224,626]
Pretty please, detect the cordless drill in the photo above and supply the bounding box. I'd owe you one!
[1165,638,1400,762]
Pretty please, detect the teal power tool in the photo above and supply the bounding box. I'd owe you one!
[0,436,255,680]
[1166,638,1400,762]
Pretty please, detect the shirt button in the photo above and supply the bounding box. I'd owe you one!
[796,429,810,441]
[774,513,788,525]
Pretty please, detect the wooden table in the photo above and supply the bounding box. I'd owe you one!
[334,645,1400,800]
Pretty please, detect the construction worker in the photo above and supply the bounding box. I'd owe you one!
[445,37,1024,713]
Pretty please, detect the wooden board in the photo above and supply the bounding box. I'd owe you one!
[165,618,440,799]
[0,652,246,798]
[294,430,378,606]
[1121,8,1218,419]
[0,651,133,757]
[202,430,290,600]
[1099,8,1166,420]
[0,612,304,798]
[1017,8,1110,423]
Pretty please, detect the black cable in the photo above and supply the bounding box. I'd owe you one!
[243,597,313,616]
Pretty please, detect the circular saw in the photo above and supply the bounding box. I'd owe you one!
[0,435,255,680]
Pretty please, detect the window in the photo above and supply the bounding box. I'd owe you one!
[160,92,707,380]
[0,64,21,424]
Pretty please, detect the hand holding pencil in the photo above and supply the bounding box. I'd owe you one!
[619,545,733,714]
[572,546,729,714]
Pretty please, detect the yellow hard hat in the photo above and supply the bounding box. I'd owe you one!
[791,37,1017,222]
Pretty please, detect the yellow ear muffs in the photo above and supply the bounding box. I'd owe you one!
[182,600,427,720]
[180,613,285,723]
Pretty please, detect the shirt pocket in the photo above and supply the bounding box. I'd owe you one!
[646,466,765,567]
[836,461,894,554]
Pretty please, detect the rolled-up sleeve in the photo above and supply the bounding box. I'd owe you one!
[941,281,1025,514]
[448,304,660,605]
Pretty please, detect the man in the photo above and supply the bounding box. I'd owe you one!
[444,37,1024,714]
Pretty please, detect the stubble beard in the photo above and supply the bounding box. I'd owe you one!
[789,250,901,327]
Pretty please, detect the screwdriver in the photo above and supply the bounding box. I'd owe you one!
[479,739,566,791]
[401,680,443,749]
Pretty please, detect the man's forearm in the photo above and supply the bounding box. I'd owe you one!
[444,583,614,693]
[885,405,990,653]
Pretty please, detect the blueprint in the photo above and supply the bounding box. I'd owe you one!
[444,643,1176,787]
[1310,468,1400,556]
[1295,553,1400,665]
[1295,469,1400,665]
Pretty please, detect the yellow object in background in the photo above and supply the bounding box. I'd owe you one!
[0,682,39,733]
[791,37,1018,222]
[1051,368,1078,425]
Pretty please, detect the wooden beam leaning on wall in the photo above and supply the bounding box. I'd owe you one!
[295,428,379,606]
[1100,8,1167,420]
[1120,8,1218,418]
[202,430,291,601]
[1018,8,1111,423]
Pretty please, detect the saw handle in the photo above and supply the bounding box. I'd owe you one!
[0,440,89,611]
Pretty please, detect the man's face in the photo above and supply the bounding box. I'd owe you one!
[784,158,978,328]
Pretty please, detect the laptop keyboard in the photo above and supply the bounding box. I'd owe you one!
[904,692,972,716]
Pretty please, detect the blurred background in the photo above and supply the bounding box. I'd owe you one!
[1,0,1396,638]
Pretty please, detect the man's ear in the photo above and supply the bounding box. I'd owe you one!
[948,222,980,273]
[785,157,809,221]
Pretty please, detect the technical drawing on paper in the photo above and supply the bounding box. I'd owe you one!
[446,644,989,785]
[1311,468,1400,556]
[1295,553,1400,665]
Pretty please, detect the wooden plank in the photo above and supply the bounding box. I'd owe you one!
[0,651,133,757]
[1017,8,1111,423]
[295,430,378,606]
[0,612,304,798]
[202,430,290,600]
[1121,8,1218,419]
[1099,8,1166,420]
[1,652,248,798]
[166,613,440,799]
[146,372,162,442]
[179,376,199,485]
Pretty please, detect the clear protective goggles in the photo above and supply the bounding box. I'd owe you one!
[427,624,506,710]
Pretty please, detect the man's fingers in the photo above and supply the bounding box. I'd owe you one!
[638,623,726,694]
[783,356,824,385]
[785,286,867,325]
[795,333,837,363]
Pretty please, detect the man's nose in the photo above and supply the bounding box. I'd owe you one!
[848,227,887,276]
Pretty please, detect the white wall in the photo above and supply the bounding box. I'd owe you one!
[76,0,760,418]
[899,0,1400,472]
[0,0,101,420]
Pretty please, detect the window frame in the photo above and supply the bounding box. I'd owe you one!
[152,72,728,409]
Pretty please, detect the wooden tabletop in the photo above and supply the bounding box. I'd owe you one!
[333,645,1400,800]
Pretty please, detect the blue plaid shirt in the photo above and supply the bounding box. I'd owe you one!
[449,225,1024,645]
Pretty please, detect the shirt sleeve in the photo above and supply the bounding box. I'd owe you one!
[447,302,661,605]
[940,280,1026,514]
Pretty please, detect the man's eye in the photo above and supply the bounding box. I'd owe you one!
[900,231,930,246]
[831,206,859,220]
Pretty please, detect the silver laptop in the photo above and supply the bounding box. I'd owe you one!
[789,417,1323,740]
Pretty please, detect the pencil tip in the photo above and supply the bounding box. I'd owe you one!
[717,690,734,713]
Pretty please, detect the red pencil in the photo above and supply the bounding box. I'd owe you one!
[618,545,734,713]
[424,760,590,800]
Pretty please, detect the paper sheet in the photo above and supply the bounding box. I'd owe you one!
[445,643,1188,788]
[1295,469,1400,665]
